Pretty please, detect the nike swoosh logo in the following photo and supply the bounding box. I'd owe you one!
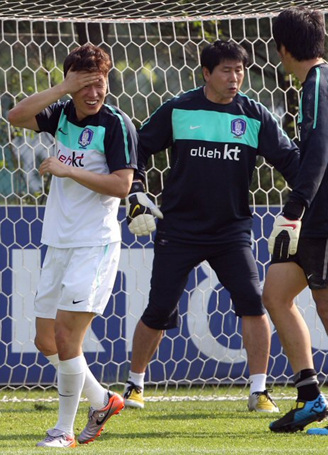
[96,400,114,425]
[190,125,201,129]
[58,128,67,135]
[281,223,298,230]
[131,204,141,217]
[72,299,84,304]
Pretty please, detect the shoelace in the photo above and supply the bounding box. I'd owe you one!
[262,389,278,406]
[125,381,142,398]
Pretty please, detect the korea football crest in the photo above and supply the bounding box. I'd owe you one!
[231,118,247,137]
[78,128,94,148]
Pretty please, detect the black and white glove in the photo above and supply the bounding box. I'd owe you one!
[126,181,163,236]
[268,201,305,260]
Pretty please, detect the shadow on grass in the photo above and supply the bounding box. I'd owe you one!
[123,408,275,422]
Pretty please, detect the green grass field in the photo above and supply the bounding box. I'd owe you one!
[1,386,328,454]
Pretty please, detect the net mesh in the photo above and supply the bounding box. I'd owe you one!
[1,0,328,21]
[1,0,328,395]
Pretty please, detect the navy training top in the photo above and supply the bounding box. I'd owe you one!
[287,64,328,238]
[137,87,300,244]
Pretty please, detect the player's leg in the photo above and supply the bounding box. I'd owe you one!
[37,244,124,447]
[241,316,270,377]
[263,252,327,433]
[124,321,164,408]
[34,247,77,447]
[124,239,201,409]
[302,238,328,334]
[314,289,328,334]
[305,288,328,435]
[209,243,278,413]
[34,246,63,357]
[37,310,92,448]
[263,262,311,372]
[68,243,124,445]
[35,317,56,355]
[53,309,122,447]
[129,320,164,375]
[58,243,123,419]
[299,238,328,435]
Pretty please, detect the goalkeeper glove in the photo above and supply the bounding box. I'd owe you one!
[268,202,305,260]
[268,215,302,259]
[126,181,163,236]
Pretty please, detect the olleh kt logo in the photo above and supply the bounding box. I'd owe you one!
[190,144,241,160]
[57,150,85,167]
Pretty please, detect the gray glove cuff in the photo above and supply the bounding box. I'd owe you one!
[130,180,145,194]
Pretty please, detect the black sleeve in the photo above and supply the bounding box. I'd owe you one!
[287,71,328,209]
[35,102,65,136]
[257,107,300,187]
[135,100,174,181]
[104,111,138,172]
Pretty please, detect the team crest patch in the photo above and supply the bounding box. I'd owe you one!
[78,128,94,148]
[231,118,247,137]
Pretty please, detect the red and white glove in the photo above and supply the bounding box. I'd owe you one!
[126,181,163,236]
[268,215,302,259]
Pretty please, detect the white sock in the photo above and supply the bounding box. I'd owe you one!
[82,357,109,410]
[249,374,267,394]
[128,371,145,389]
[55,355,86,436]
[46,353,59,369]
[46,353,108,410]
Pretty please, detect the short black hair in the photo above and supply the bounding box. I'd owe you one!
[200,40,249,73]
[273,7,326,61]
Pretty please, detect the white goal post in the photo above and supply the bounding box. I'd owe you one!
[1,0,328,394]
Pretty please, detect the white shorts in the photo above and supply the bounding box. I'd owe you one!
[34,243,120,318]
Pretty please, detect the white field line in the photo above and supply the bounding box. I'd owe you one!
[0,394,297,403]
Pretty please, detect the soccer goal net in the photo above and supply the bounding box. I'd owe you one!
[1,0,328,394]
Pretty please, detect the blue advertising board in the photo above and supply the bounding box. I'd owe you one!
[1,206,327,386]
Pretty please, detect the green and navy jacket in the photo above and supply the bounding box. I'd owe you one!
[137,86,300,244]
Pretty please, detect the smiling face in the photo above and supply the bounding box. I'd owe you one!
[72,73,108,121]
[203,59,245,104]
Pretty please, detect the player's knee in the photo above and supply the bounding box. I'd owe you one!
[314,296,328,335]
[34,335,56,356]
[54,325,72,350]
[262,286,278,313]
